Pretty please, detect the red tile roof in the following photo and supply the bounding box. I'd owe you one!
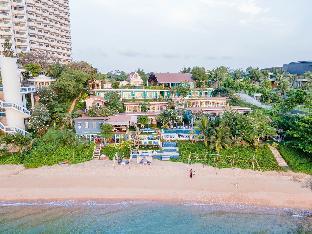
[154,73,193,84]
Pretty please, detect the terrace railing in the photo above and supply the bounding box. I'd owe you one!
[0,100,30,116]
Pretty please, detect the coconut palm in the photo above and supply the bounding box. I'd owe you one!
[198,116,212,147]
[209,123,232,154]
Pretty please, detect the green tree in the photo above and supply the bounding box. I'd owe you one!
[24,63,42,77]
[138,116,149,128]
[112,81,120,89]
[181,67,192,73]
[67,61,97,78]
[107,70,128,81]
[28,104,51,135]
[52,69,89,102]
[140,102,150,112]
[232,69,244,80]
[157,110,180,128]
[287,114,312,154]
[242,110,276,148]
[209,123,232,154]
[175,83,190,97]
[105,92,124,113]
[38,87,58,111]
[246,67,265,83]
[2,39,14,57]
[191,67,208,88]
[198,116,212,147]
[209,66,231,88]
[137,69,149,86]
[280,89,307,111]
[101,124,113,144]
[47,63,65,79]
[221,111,246,144]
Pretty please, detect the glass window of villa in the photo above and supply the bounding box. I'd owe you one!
[84,122,89,129]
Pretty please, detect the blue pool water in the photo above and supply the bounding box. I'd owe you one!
[163,129,201,135]
[0,201,311,233]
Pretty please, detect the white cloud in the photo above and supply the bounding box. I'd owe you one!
[71,0,311,72]
[238,0,266,15]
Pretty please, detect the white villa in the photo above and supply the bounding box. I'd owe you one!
[28,74,56,89]
[128,72,143,86]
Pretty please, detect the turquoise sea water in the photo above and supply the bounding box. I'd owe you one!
[0,201,311,234]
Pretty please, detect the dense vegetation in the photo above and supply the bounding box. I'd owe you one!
[101,141,133,160]
[1,50,311,172]
[0,130,94,168]
[177,142,280,171]
[278,144,312,175]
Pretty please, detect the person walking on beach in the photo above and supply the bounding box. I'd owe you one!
[189,169,194,179]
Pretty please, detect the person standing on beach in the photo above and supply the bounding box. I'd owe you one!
[189,169,193,179]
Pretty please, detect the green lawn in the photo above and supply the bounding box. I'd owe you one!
[177,142,281,171]
[278,144,312,175]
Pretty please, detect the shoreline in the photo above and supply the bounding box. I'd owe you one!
[1,198,311,213]
[0,160,311,210]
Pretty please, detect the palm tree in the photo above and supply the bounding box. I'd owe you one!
[209,124,232,154]
[198,117,211,147]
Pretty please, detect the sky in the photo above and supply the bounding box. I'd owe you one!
[70,0,312,73]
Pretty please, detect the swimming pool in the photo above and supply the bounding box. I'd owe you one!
[162,129,201,135]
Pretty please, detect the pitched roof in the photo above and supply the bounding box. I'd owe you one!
[154,73,193,84]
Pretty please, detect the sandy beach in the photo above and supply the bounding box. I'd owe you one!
[0,160,311,210]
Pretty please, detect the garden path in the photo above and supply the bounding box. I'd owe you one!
[269,145,289,169]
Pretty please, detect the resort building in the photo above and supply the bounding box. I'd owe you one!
[283,61,312,75]
[94,88,172,100]
[124,102,168,113]
[93,88,213,101]
[0,57,35,135]
[149,73,195,89]
[88,79,112,90]
[74,114,137,141]
[180,97,251,115]
[27,74,55,89]
[292,78,310,88]
[0,0,72,63]
[85,96,106,110]
[128,72,143,86]
[184,97,228,108]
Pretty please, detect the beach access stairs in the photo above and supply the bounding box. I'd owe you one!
[93,144,102,159]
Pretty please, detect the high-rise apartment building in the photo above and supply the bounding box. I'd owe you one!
[0,0,72,63]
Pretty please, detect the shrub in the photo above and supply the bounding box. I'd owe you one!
[101,141,133,160]
[278,144,312,175]
[23,129,93,168]
[0,151,24,165]
[178,142,281,171]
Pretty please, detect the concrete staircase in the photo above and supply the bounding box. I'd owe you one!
[93,144,102,159]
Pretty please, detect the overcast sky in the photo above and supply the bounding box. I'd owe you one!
[70,0,312,73]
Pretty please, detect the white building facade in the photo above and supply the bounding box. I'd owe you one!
[0,57,35,135]
[0,0,72,63]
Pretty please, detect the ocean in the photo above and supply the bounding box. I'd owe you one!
[0,201,311,234]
